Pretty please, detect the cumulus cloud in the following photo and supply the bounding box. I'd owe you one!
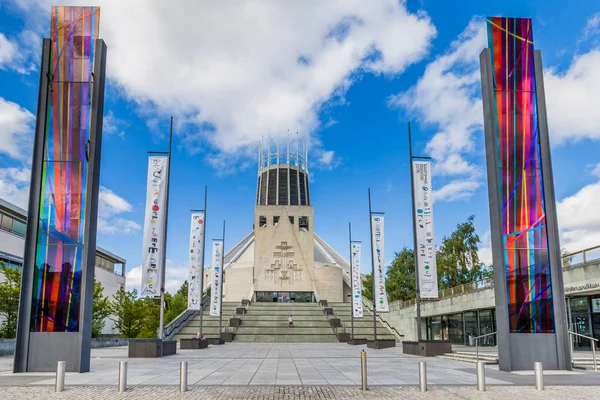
[0,97,35,159]
[10,0,436,165]
[103,110,127,138]
[97,186,141,235]
[0,31,37,74]
[434,179,482,202]
[0,167,31,208]
[126,260,189,295]
[557,179,600,253]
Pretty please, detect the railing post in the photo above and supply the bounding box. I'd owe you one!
[534,362,544,390]
[593,341,597,372]
[55,361,65,392]
[419,361,427,392]
[476,338,479,362]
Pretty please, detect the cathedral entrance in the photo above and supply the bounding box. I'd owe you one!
[255,291,314,302]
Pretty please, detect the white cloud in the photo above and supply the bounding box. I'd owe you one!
[126,260,188,295]
[103,111,127,138]
[0,31,37,74]
[478,231,493,267]
[389,17,485,180]
[0,167,31,208]
[97,186,141,235]
[590,163,600,178]
[434,179,482,202]
[582,13,600,42]
[12,0,436,163]
[545,50,600,143]
[0,33,18,69]
[317,150,335,169]
[0,97,35,159]
[557,180,600,252]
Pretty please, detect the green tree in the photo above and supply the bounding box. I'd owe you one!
[362,273,373,301]
[0,262,21,338]
[137,296,160,338]
[165,281,188,325]
[92,280,111,338]
[385,247,415,302]
[561,247,573,268]
[110,288,145,338]
[436,215,487,290]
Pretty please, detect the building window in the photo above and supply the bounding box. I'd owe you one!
[273,216,280,226]
[1,214,13,231]
[299,216,309,230]
[259,216,267,227]
[289,216,294,225]
[12,220,26,237]
[0,213,26,238]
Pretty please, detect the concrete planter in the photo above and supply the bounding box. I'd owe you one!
[128,339,177,358]
[229,317,242,327]
[221,332,235,342]
[347,338,368,345]
[402,340,451,356]
[319,300,328,306]
[323,307,334,316]
[367,339,396,349]
[241,299,250,306]
[180,338,208,349]
[336,332,350,342]
[236,307,247,315]
[207,337,225,345]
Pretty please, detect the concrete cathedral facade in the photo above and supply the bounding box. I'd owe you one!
[221,140,351,303]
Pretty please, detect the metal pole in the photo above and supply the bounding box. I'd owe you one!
[199,186,207,339]
[368,188,378,343]
[534,362,544,390]
[219,220,226,341]
[158,117,174,341]
[349,222,354,342]
[419,361,427,392]
[360,350,368,391]
[408,122,422,342]
[55,361,65,392]
[476,337,479,362]
[476,360,486,391]
[593,340,597,371]
[118,361,127,393]
[180,361,188,392]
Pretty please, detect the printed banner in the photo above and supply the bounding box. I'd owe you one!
[351,242,363,318]
[412,160,439,298]
[371,215,389,312]
[187,212,205,309]
[209,240,224,316]
[141,156,169,297]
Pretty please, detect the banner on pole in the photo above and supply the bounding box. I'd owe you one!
[371,215,389,312]
[187,212,205,309]
[412,159,439,298]
[140,155,169,297]
[209,240,224,316]
[351,241,363,317]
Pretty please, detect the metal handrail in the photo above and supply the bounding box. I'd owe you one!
[474,331,497,362]
[569,331,598,371]
[362,298,404,341]
[564,244,600,265]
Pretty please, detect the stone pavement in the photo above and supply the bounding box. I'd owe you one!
[0,342,598,388]
[0,385,600,399]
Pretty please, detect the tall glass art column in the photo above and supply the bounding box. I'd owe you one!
[14,6,107,372]
[480,17,570,371]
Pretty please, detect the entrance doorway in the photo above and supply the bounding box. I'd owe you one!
[254,292,313,302]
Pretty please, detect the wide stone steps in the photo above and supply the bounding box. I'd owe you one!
[328,303,397,341]
[171,303,239,342]
[233,303,337,343]
[437,352,498,364]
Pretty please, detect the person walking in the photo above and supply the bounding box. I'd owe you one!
[288,315,294,328]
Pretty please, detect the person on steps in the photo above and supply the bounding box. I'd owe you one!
[288,315,294,328]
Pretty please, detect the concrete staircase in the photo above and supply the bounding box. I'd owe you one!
[172,302,239,342]
[437,351,499,364]
[328,302,396,341]
[233,303,338,342]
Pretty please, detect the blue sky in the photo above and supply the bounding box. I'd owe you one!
[1,1,599,293]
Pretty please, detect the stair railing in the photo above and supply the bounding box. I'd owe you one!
[361,298,404,341]
[164,294,210,340]
[474,332,497,362]
[569,331,598,371]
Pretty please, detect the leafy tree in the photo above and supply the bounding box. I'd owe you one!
[385,248,416,302]
[137,296,160,338]
[92,280,111,338]
[561,247,574,268]
[0,262,21,338]
[165,281,188,325]
[110,288,145,338]
[362,273,373,301]
[436,215,487,290]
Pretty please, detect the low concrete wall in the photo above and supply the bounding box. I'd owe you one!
[0,337,129,357]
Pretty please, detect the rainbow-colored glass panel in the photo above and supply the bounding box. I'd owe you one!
[487,17,554,333]
[30,6,100,332]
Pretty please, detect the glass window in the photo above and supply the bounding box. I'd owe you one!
[429,316,444,340]
[12,219,26,237]
[479,309,496,346]
[464,311,479,345]
[259,216,267,227]
[299,216,309,230]
[273,216,279,226]
[570,297,590,313]
[1,214,12,231]
[447,313,464,344]
[289,216,294,225]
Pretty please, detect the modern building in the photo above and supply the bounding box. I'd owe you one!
[0,197,126,334]
[376,248,600,349]
[219,141,352,303]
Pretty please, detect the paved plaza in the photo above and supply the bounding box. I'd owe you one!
[0,342,598,397]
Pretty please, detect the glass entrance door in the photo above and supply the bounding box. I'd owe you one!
[573,315,592,348]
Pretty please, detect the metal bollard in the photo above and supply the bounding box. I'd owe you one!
[476,361,486,392]
[180,361,188,392]
[55,361,65,392]
[360,350,368,391]
[419,361,427,392]
[118,361,127,393]
[534,362,544,391]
